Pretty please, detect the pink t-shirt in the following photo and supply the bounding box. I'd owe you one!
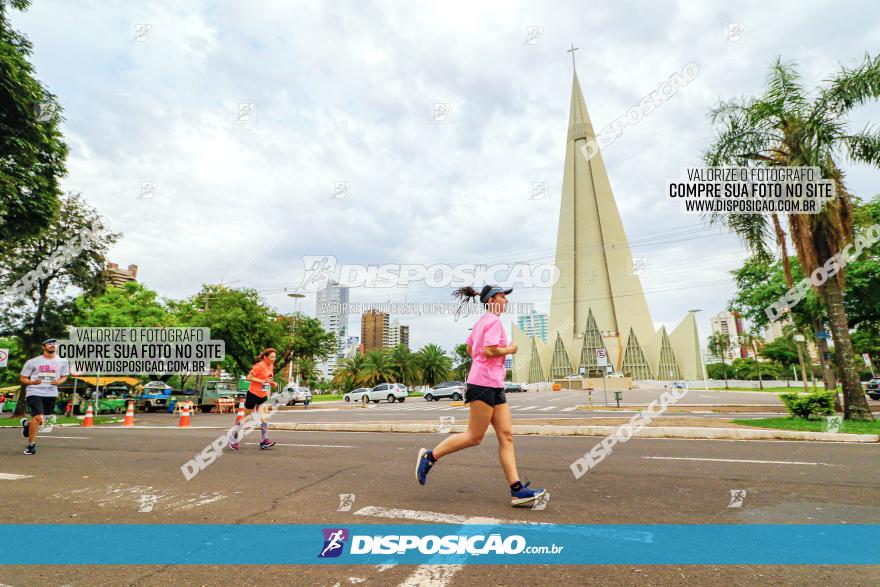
[466,313,507,388]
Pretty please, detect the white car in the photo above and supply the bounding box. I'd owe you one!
[344,383,408,404]
[281,385,312,405]
[343,387,372,403]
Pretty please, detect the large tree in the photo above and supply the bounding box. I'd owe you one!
[415,344,452,387]
[0,192,118,353]
[704,55,880,419]
[174,286,289,376]
[75,282,175,328]
[0,193,117,416]
[0,0,68,245]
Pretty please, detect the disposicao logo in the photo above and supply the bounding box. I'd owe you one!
[318,528,349,558]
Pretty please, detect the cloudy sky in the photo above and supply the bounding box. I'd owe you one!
[13,0,880,353]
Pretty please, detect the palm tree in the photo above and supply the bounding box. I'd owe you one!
[740,330,765,390]
[416,344,453,387]
[707,332,731,389]
[704,55,880,420]
[332,353,366,390]
[388,344,420,387]
[360,349,395,386]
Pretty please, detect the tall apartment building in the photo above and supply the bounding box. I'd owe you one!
[104,263,138,287]
[361,311,409,352]
[516,311,548,343]
[710,310,746,361]
[316,280,350,379]
[399,325,410,350]
[361,310,389,353]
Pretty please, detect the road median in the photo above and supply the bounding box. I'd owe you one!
[269,421,878,443]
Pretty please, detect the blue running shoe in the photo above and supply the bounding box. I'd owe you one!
[21,418,29,439]
[415,448,434,485]
[510,481,545,507]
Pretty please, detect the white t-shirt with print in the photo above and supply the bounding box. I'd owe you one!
[21,356,70,398]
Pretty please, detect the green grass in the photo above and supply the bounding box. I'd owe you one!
[309,393,347,402]
[732,417,880,434]
[712,386,832,393]
[0,415,118,426]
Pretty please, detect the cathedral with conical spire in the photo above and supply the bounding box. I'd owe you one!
[511,63,703,383]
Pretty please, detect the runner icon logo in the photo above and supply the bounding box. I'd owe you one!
[337,494,356,512]
[531,492,550,511]
[438,416,455,434]
[319,528,349,558]
[728,489,747,508]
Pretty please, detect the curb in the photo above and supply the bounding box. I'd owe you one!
[269,422,879,443]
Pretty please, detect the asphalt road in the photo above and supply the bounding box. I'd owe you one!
[1,408,878,586]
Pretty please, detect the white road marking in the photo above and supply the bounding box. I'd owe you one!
[516,406,539,411]
[539,406,556,412]
[399,564,463,587]
[354,505,547,526]
[642,456,838,466]
[375,564,396,572]
[0,473,33,480]
[35,435,90,439]
[138,494,159,512]
[561,407,578,412]
[244,442,355,448]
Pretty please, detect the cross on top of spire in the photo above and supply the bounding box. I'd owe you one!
[567,43,579,72]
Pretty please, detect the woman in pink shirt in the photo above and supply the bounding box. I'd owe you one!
[415,285,546,507]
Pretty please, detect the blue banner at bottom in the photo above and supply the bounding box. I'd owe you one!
[1,524,877,565]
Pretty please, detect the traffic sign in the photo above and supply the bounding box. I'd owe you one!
[595,348,608,367]
[0,348,8,368]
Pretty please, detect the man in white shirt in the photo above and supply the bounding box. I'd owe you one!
[20,339,69,455]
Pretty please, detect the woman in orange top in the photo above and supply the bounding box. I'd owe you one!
[229,348,278,450]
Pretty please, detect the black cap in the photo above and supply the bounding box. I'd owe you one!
[479,285,513,304]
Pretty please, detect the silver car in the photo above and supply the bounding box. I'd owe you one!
[281,385,312,405]
[424,381,465,401]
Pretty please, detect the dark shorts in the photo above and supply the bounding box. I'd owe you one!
[26,396,56,417]
[464,383,507,407]
[244,392,268,410]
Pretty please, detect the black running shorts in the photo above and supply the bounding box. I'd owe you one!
[244,392,268,410]
[26,396,56,416]
[464,383,507,407]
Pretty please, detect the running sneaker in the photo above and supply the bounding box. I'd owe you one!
[21,418,29,438]
[415,448,434,485]
[23,444,36,455]
[228,442,240,451]
[259,439,276,450]
[510,481,545,507]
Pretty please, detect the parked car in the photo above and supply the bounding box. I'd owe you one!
[343,387,372,402]
[424,381,465,401]
[137,380,172,412]
[866,378,880,400]
[344,383,408,403]
[504,382,525,393]
[282,384,312,405]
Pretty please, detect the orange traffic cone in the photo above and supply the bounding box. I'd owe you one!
[234,400,245,425]
[123,401,135,427]
[81,403,94,427]
[178,401,191,428]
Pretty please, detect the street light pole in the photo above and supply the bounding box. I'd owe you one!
[287,292,306,389]
[689,309,710,391]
